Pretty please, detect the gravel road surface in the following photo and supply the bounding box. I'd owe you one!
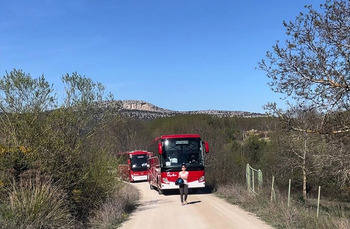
[120,182,273,229]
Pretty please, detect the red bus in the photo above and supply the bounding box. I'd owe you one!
[147,134,209,194]
[118,150,151,182]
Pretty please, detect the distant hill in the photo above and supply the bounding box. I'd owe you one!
[103,100,267,120]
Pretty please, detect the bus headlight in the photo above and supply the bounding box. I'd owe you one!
[199,176,205,182]
[162,177,169,184]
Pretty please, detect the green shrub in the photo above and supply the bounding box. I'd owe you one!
[70,149,120,221]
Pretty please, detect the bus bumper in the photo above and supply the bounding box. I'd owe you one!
[161,180,205,190]
[131,175,147,181]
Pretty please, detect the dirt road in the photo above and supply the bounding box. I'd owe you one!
[120,182,273,229]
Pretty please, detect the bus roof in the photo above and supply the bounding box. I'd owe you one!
[116,150,151,156]
[160,134,201,139]
[150,134,202,144]
[128,150,151,155]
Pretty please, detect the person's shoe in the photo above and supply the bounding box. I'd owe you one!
[184,201,187,205]
[181,202,184,206]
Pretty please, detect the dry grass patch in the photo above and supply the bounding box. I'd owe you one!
[216,183,350,229]
[0,174,73,229]
[89,183,140,229]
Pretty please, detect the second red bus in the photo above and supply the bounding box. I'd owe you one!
[118,150,151,182]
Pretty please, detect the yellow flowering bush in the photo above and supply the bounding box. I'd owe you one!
[19,146,29,154]
[0,145,5,155]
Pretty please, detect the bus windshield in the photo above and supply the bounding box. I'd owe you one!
[162,138,203,168]
[130,154,148,171]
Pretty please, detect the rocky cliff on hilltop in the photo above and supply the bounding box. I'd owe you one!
[116,100,266,120]
[120,100,173,113]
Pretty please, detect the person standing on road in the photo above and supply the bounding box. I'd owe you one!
[179,163,189,205]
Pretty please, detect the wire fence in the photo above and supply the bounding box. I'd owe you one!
[246,164,323,218]
[246,164,263,195]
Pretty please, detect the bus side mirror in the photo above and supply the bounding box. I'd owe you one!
[158,141,162,155]
[204,141,209,153]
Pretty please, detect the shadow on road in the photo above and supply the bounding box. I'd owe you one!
[132,180,147,183]
[135,199,171,211]
[159,186,213,196]
[186,200,201,205]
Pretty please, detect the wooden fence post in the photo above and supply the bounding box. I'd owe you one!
[317,186,321,217]
[288,179,291,207]
[246,164,251,192]
[252,169,255,193]
[271,176,276,202]
[258,169,263,191]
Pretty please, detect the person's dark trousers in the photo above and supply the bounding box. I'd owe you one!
[179,184,188,203]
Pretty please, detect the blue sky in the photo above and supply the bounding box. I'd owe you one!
[0,0,323,113]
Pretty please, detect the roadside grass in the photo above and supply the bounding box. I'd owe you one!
[0,174,74,229]
[0,169,140,228]
[216,183,350,229]
[89,182,140,229]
